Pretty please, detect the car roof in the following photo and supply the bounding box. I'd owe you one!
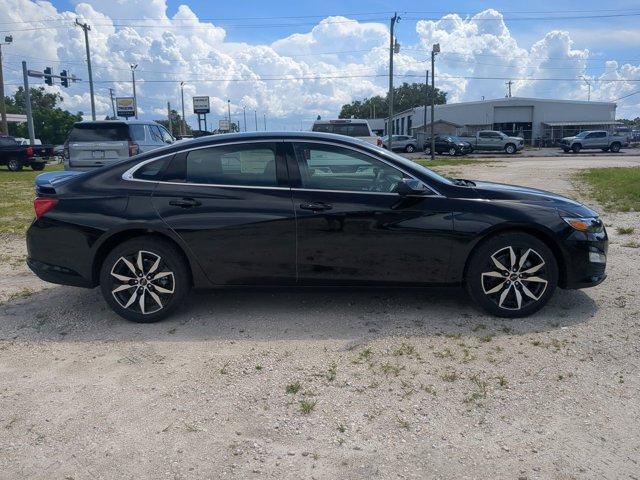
[312,119,370,125]
[72,120,160,126]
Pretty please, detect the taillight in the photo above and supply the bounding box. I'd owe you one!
[25,146,34,156]
[34,197,58,219]
[128,141,139,156]
[377,138,383,147]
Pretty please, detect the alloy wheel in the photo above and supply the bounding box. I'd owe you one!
[449,147,456,156]
[110,250,175,315]
[480,246,548,311]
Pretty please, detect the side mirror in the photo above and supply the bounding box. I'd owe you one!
[394,178,428,196]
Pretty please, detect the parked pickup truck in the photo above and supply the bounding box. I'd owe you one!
[0,136,54,172]
[559,130,626,153]
[311,119,383,147]
[459,130,525,154]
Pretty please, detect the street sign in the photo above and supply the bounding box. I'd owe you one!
[218,119,230,131]
[193,96,210,114]
[116,97,136,118]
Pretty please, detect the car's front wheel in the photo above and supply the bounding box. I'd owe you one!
[466,233,558,317]
[448,147,457,156]
[610,142,621,153]
[100,237,190,322]
[31,163,46,171]
[405,144,415,153]
[504,144,516,154]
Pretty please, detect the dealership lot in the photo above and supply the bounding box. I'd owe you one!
[1,154,639,479]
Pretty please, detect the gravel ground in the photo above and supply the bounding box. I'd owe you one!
[1,155,639,479]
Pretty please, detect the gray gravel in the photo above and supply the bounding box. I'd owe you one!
[1,154,639,479]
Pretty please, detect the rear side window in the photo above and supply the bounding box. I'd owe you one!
[130,125,146,142]
[185,144,278,187]
[132,156,171,181]
[68,124,130,142]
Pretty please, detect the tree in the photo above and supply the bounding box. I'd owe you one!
[339,82,446,119]
[4,87,82,144]
[155,109,192,137]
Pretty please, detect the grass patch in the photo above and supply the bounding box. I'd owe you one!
[576,167,640,212]
[616,227,634,235]
[285,382,302,394]
[0,163,64,235]
[623,241,639,248]
[299,399,317,414]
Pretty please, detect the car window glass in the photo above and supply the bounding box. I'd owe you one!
[68,124,130,142]
[129,125,146,142]
[292,142,405,193]
[132,156,171,181]
[597,132,607,138]
[0,137,17,146]
[147,125,164,144]
[158,126,173,143]
[185,144,277,186]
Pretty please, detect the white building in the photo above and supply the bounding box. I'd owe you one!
[385,97,618,145]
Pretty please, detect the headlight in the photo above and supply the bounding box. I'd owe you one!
[562,216,604,233]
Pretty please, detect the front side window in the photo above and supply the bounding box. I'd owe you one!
[129,124,146,142]
[185,143,278,187]
[292,142,405,193]
[146,125,164,144]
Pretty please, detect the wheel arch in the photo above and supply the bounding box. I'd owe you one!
[461,224,568,288]
[91,228,206,287]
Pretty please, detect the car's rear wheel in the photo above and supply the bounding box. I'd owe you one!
[466,233,558,318]
[7,158,22,172]
[31,163,45,171]
[100,237,190,323]
[610,142,621,153]
[405,144,415,153]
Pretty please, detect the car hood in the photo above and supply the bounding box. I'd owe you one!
[470,180,598,217]
[506,136,524,142]
[561,136,576,142]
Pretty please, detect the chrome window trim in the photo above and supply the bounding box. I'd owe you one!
[121,137,443,197]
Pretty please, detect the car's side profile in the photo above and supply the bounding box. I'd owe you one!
[27,132,607,322]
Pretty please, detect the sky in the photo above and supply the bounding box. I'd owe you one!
[1,0,639,131]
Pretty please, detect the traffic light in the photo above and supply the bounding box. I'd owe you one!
[44,67,53,86]
[60,70,69,88]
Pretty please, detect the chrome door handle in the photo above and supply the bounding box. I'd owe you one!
[300,202,333,212]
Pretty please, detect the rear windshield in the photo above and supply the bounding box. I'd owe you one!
[68,124,131,142]
[312,123,371,137]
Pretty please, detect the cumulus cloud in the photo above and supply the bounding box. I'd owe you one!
[1,0,638,127]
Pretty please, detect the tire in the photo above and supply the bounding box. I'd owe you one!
[7,158,23,172]
[601,148,609,152]
[572,144,581,153]
[610,142,621,153]
[448,147,457,156]
[405,144,415,153]
[424,146,431,155]
[465,232,558,318]
[562,148,570,153]
[504,144,516,154]
[31,163,45,171]
[99,236,191,323]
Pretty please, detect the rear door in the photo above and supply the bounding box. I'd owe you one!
[152,141,296,285]
[67,123,130,168]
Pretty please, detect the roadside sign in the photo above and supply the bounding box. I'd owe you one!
[219,119,230,131]
[116,97,136,118]
[193,96,210,114]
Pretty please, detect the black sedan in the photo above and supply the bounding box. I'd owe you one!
[27,132,607,322]
[425,135,473,156]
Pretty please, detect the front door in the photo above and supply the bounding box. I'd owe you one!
[152,141,296,285]
[286,141,453,285]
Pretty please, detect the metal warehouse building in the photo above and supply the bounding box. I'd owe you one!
[385,97,618,145]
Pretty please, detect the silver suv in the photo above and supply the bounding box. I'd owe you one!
[64,120,174,170]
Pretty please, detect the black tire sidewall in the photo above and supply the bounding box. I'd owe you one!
[405,145,415,153]
[99,237,190,323]
[31,163,45,171]
[610,143,620,153]
[8,159,22,172]
[466,233,558,318]
[505,144,516,154]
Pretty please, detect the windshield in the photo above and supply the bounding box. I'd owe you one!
[364,143,453,185]
[449,136,464,143]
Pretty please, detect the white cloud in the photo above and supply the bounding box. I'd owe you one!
[1,1,639,127]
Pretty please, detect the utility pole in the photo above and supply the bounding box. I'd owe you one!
[227,99,231,129]
[108,88,116,118]
[263,113,267,131]
[130,64,138,119]
[0,35,12,135]
[243,106,247,132]
[423,69,428,149]
[387,12,400,151]
[21,61,35,145]
[180,81,186,136]
[254,109,258,131]
[75,19,95,120]
[430,44,440,161]
[167,101,173,136]
[505,80,512,98]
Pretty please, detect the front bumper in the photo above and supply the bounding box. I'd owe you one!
[561,228,608,289]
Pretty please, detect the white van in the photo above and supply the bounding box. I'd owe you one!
[311,119,382,147]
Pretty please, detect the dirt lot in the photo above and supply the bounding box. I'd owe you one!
[1,155,639,479]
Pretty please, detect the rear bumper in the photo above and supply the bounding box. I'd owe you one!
[27,257,95,288]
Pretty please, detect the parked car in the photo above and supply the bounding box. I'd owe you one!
[382,135,418,152]
[27,131,608,323]
[459,130,524,154]
[0,136,54,172]
[559,131,626,153]
[424,135,474,156]
[311,119,382,147]
[64,120,175,170]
